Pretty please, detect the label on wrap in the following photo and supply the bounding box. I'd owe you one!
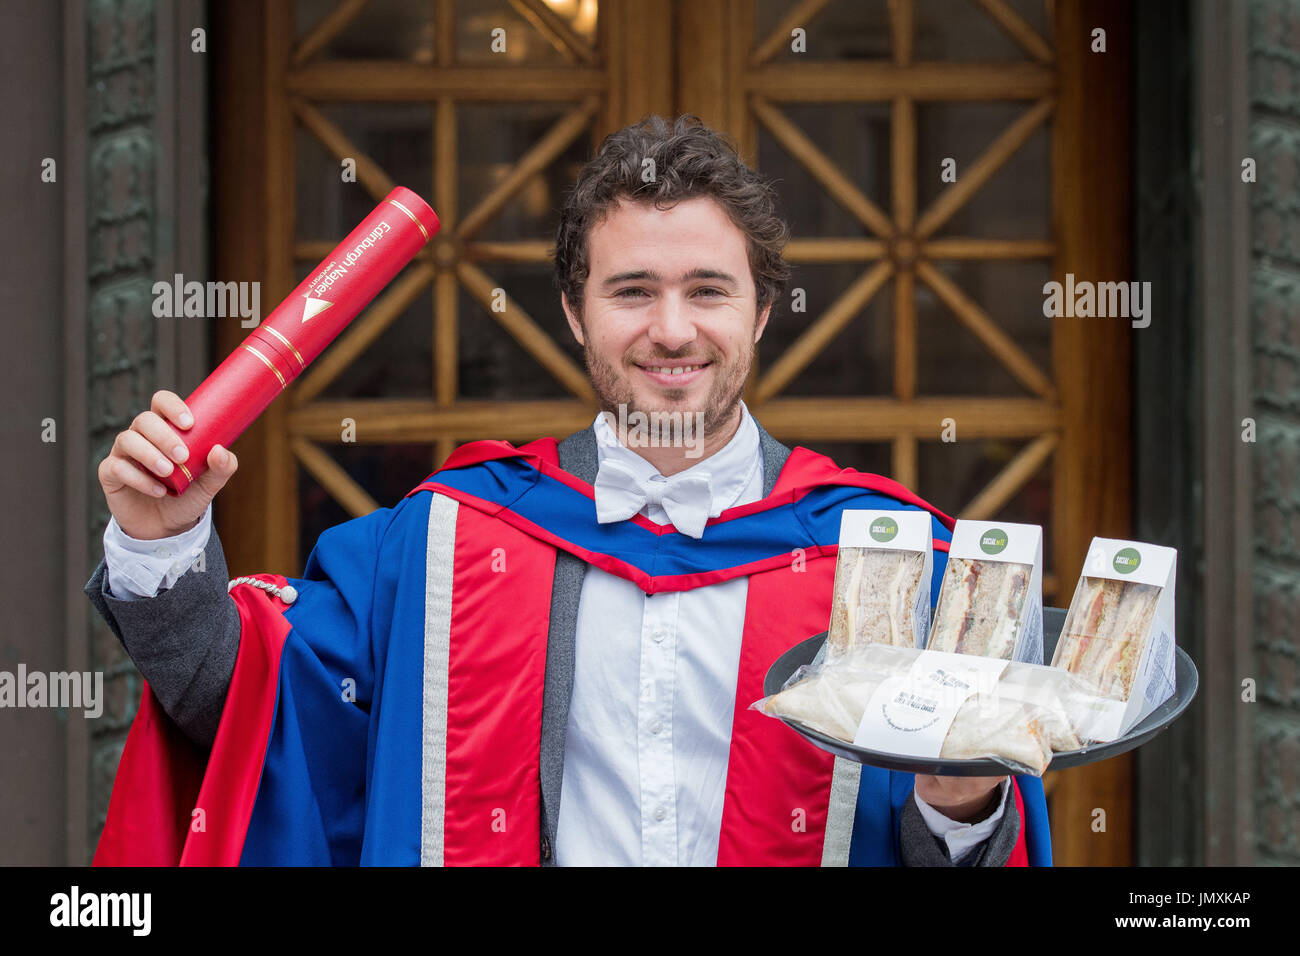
[853,649,1011,756]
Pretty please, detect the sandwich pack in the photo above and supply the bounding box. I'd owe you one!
[927,520,1044,665]
[826,510,934,658]
[755,522,1183,775]
[1051,537,1177,741]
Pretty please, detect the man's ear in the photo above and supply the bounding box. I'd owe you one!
[754,300,773,343]
[562,291,585,346]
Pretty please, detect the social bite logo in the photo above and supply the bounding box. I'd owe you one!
[869,516,899,543]
[979,528,1009,555]
[1113,547,1142,574]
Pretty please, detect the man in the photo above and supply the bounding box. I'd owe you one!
[87,114,1049,866]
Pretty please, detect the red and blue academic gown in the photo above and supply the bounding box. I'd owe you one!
[94,438,1051,866]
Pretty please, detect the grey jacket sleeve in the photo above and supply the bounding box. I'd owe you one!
[83,522,240,748]
[898,784,1022,867]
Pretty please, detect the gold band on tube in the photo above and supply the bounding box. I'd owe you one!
[387,198,429,241]
[263,326,305,368]
[243,344,287,389]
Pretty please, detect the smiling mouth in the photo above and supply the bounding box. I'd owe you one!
[634,361,713,387]
[639,363,710,376]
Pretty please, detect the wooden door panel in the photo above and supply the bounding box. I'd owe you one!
[677,0,1132,866]
[215,0,1131,866]
[218,0,666,573]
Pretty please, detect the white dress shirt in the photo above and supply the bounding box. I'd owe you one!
[103,506,213,600]
[554,406,763,866]
[102,404,1007,864]
[553,403,1007,865]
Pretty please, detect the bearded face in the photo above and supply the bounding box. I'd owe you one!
[562,196,770,452]
[579,321,756,440]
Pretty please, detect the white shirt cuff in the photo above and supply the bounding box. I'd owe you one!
[913,777,1011,864]
[102,504,213,600]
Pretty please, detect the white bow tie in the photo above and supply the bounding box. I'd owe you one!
[593,458,714,538]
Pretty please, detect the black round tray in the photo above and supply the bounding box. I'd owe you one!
[762,608,1198,776]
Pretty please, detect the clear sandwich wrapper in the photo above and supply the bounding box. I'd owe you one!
[757,514,1097,777]
[755,521,1181,775]
[1050,537,1178,742]
[826,510,933,662]
[927,520,1044,665]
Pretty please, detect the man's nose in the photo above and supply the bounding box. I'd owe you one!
[646,294,697,352]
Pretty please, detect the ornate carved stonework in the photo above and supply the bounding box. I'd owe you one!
[85,0,157,849]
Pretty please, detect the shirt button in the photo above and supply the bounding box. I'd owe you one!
[652,629,666,643]
[653,806,667,822]
[649,720,663,735]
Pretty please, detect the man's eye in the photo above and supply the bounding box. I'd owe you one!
[695,288,723,298]
[615,288,647,298]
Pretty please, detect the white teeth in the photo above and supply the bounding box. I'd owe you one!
[649,365,701,375]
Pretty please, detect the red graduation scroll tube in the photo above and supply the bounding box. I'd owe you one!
[158,186,440,496]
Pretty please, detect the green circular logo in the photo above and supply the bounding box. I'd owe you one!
[979,528,1009,555]
[869,517,899,543]
[1113,547,1142,574]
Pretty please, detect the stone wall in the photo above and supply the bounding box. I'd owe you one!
[84,0,161,853]
[1250,0,1300,866]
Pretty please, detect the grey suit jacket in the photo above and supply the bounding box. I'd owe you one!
[85,421,1020,866]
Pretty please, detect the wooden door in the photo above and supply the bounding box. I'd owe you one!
[676,0,1134,866]
[213,0,1131,865]
[214,0,671,580]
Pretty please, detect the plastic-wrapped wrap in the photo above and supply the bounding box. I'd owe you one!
[755,643,1105,776]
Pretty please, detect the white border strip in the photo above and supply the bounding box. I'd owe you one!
[820,757,861,866]
[421,493,458,866]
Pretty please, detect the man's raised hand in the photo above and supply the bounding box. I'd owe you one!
[97,389,239,540]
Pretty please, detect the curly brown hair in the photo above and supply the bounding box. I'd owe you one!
[553,114,791,322]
